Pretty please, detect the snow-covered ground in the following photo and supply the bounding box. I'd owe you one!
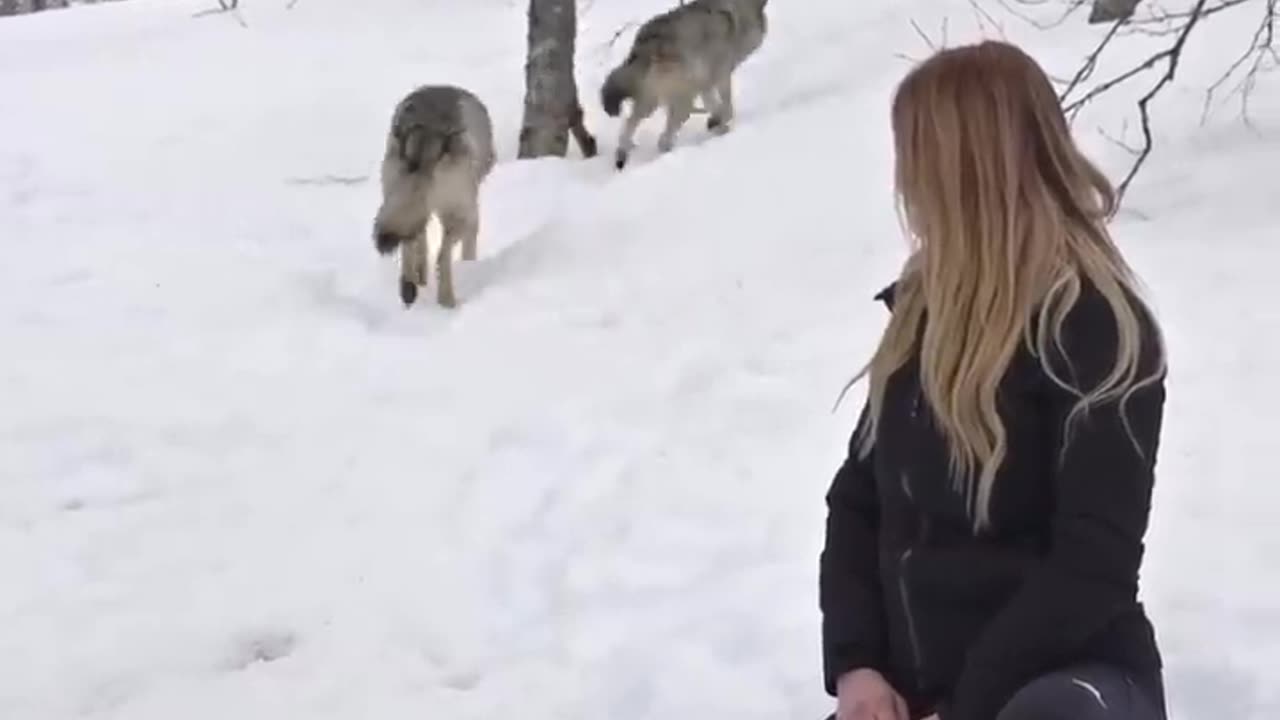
[1,0,1276,718]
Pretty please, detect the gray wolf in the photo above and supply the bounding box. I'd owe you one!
[600,0,768,169]
[372,85,496,308]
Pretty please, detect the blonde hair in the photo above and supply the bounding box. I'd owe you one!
[851,40,1165,530]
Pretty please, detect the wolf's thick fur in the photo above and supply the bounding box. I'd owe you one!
[372,85,496,308]
[601,0,768,169]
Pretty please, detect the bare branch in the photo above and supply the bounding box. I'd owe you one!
[1200,0,1280,126]
[904,15,951,52]
[993,0,1090,29]
[974,0,1274,204]
[1057,18,1128,103]
[1112,0,1212,202]
[1127,0,1253,25]
[1062,0,1208,120]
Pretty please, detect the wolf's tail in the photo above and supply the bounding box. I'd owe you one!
[601,56,644,117]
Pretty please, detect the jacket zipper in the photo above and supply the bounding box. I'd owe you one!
[898,472,926,689]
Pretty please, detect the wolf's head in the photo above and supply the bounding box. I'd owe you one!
[396,125,463,177]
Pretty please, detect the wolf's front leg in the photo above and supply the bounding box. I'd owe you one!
[615,97,657,170]
[399,228,429,306]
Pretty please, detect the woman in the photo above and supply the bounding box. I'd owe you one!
[821,41,1169,720]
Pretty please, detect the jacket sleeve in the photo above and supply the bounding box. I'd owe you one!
[941,290,1167,720]
[820,402,889,696]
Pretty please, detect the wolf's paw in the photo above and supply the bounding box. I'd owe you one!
[437,287,458,309]
[614,150,629,170]
[400,278,418,307]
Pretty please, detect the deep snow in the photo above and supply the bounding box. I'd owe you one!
[1,0,1277,718]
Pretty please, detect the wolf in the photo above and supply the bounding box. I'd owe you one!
[372,85,496,308]
[600,0,768,169]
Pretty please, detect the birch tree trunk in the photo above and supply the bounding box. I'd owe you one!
[518,0,598,159]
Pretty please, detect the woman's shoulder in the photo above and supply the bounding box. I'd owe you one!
[1053,274,1161,343]
[1041,273,1166,385]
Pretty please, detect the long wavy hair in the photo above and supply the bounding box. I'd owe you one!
[851,40,1165,530]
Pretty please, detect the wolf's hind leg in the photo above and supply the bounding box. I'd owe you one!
[713,71,736,130]
[438,210,477,308]
[658,95,694,153]
[701,87,728,133]
[461,203,480,262]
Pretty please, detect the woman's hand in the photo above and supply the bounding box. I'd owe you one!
[835,668,909,720]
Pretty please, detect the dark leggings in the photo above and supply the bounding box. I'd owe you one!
[995,664,1167,720]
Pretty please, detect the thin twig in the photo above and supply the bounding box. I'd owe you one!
[909,18,939,50]
[1098,120,1141,155]
[1062,0,1208,120]
[994,0,1272,205]
[1200,0,1279,126]
[970,0,1009,38]
[1058,18,1128,103]
[1113,0,1212,203]
[193,0,246,27]
[993,0,1089,29]
[1128,0,1253,25]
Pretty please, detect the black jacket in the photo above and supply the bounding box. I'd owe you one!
[820,280,1166,720]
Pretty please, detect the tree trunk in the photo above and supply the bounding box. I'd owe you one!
[1089,0,1142,24]
[518,0,598,159]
